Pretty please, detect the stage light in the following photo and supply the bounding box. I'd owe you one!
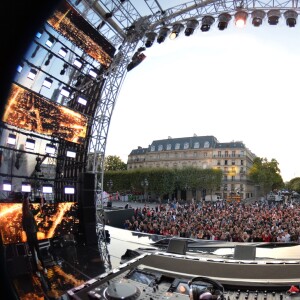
[127,51,146,72]
[42,77,53,89]
[36,29,43,39]
[157,27,170,44]
[7,133,17,146]
[169,23,184,40]
[21,182,31,193]
[25,138,35,150]
[27,68,37,80]
[73,58,83,69]
[234,11,248,27]
[184,19,199,36]
[61,87,71,97]
[251,10,266,27]
[16,62,24,73]
[145,31,157,48]
[66,149,76,158]
[284,10,298,27]
[77,95,87,106]
[3,180,12,192]
[42,184,53,194]
[267,9,281,25]
[64,186,75,194]
[88,68,99,78]
[218,13,232,30]
[201,15,215,32]
[45,143,56,155]
[45,36,55,48]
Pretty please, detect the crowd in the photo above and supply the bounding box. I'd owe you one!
[123,200,300,243]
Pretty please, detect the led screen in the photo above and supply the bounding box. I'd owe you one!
[47,0,115,68]
[0,202,79,245]
[2,84,87,144]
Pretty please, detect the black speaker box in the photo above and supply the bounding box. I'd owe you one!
[233,245,256,260]
[79,172,96,207]
[167,238,187,255]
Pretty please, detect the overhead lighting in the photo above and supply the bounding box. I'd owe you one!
[127,51,146,72]
[64,186,75,194]
[201,15,215,32]
[145,31,157,48]
[21,182,31,193]
[157,27,170,44]
[25,138,35,150]
[45,143,56,155]
[251,10,266,27]
[42,77,53,89]
[184,19,199,36]
[66,149,76,158]
[77,95,87,106]
[58,47,68,58]
[45,36,55,48]
[36,29,43,39]
[7,133,17,146]
[169,23,184,40]
[284,10,298,27]
[61,87,71,97]
[3,180,12,192]
[234,11,248,28]
[73,58,83,69]
[218,13,232,30]
[16,62,24,73]
[27,68,37,80]
[88,68,98,78]
[42,184,53,194]
[267,9,281,25]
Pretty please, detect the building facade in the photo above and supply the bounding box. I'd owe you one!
[127,135,256,201]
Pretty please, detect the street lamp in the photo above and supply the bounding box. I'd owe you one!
[107,179,113,192]
[141,178,149,202]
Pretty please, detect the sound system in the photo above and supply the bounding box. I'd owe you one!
[233,245,256,260]
[78,172,96,207]
[167,238,187,255]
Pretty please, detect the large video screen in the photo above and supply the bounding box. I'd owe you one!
[0,202,79,245]
[2,84,88,144]
[47,0,115,68]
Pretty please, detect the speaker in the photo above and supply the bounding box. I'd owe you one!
[79,173,96,207]
[233,245,256,260]
[83,223,98,245]
[167,238,187,255]
[82,207,96,223]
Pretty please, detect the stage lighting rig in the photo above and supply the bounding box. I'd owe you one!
[218,13,232,30]
[284,10,298,27]
[251,10,266,27]
[169,23,184,39]
[234,11,248,27]
[157,27,170,44]
[184,19,199,36]
[201,16,215,32]
[267,9,281,25]
[145,32,157,48]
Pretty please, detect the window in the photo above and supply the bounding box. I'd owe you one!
[204,152,207,157]
[225,151,228,157]
[232,160,235,165]
[224,167,228,173]
[184,142,189,149]
[231,176,235,181]
[204,141,210,148]
[151,145,155,151]
[232,151,236,157]
[224,160,228,165]
[158,144,163,151]
[175,143,180,150]
[218,151,221,157]
[167,143,172,150]
[194,142,200,148]
[241,160,244,165]
[217,160,221,165]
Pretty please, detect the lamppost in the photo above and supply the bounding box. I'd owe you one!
[141,178,148,202]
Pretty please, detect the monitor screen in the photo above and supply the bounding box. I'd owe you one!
[0,202,79,245]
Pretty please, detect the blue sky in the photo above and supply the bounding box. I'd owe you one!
[105,13,300,182]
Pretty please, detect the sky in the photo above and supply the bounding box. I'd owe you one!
[105,11,300,183]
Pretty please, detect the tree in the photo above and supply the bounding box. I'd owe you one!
[104,155,127,171]
[286,177,300,193]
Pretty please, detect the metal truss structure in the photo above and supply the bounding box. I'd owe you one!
[67,0,300,270]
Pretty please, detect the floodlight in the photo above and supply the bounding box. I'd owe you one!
[234,11,248,27]
[42,184,53,194]
[201,15,215,32]
[64,186,75,194]
[218,13,232,30]
[7,133,17,146]
[66,149,76,158]
[127,52,146,72]
[169,23,184,40]
[157,27,170,44]
[184,19,199,36]
[251,10,266,27]
[73,58,83,69]
[3,180,12,192]
[145,31,157,48]
[77,95,87,106]
[267,9,281,25]
[25,138,35,150]
[45,143,56,155]
[27,68,37,80]
[284,10,298,27]
[21,182,31,193]
[42,78,53,89]
[88,68,98,78]
[45,36,55,48]
[61,87,71,97]
[17,62,24,73]
[58,47,68,58]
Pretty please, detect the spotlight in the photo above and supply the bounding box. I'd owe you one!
[284,10,298,27]
[267,9,281,25]
[64,186,75,194]
[73,58,83,69]
[27,68,37,80]
[36,29,43,39]
[201,15,215,32]
[16,62,24,73]
[66,149,76,158]
[184,19,199,36]
[88,68,99,78]
[61,87,71,97]
[169,23,184,40]
[77,95,87,106]
[251,10,266,27]
[105,12,113,19]
[42,184,53,194]
[3,180,12,192]
[42,77,53,89]
[45,143,56,155]
[35,156,42,172]
[25,138,35,150]
[157,27,170,44]
[7,133,17,146]
[45,36,55,48]
[145,31,157,48]
[127,51,146,72]
[58,47,68,58]
[218,13,232,30]
[21,182,31,193]
[234,11,248,27]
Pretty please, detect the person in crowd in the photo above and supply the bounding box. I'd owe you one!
[22,193,47,276]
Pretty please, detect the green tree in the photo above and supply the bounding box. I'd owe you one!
[286,177,300,193]
[104,155,127,171]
